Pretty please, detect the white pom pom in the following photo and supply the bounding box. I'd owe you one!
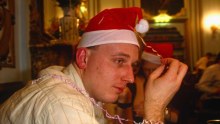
[135,19,149,33]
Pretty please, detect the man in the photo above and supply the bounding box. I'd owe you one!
[0,7,187,124]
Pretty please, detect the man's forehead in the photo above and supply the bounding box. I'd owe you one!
[97,43,139,49]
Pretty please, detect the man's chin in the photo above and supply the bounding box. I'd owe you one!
[103,95,118,103]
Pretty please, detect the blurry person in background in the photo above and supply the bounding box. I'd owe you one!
[195,53,220,123]
[195,53,220,110]
[193,52,213,80]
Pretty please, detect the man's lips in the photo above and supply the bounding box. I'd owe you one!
[113,86,125,93]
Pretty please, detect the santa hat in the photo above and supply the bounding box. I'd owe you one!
[77,7,149,48]
[141,42,173,65]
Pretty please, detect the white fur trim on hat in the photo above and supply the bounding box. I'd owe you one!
[77,29,139,48]
[141,52,161,65]
[135,19,149,33]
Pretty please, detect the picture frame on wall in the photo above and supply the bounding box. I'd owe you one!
[141,0,186,19]
[0,0,15,68]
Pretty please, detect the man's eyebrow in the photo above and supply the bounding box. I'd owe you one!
[111,52,130,58]
[112,52,139,64]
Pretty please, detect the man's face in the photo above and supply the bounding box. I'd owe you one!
[82,43,139,103]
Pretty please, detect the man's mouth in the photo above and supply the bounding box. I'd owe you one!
[113,86,124,93]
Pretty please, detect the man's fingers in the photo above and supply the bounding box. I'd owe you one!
[149,65,165,80]
[161,58,180,78]
[161,58,188,83]
[177,63,188,82]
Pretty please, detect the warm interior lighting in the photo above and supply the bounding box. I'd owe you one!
[204,14,220,38]
[210,25,220,38]
[57,7,64,18]
[80,2,87,14]
[204,15,220,28]
[211,25,219,33]
[153,10,172,23]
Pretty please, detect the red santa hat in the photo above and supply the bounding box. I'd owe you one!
[141,42,174,65]
[77,7,149,48]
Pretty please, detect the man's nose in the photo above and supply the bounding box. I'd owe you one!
[122,65,135,83]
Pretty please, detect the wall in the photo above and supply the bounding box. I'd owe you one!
[0,0,31,83]
[201,0,220,55]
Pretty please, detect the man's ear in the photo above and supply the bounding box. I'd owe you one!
[75,48,87,69]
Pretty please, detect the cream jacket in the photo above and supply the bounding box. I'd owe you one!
[0,64,105,124]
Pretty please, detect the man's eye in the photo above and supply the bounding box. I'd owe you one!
[115,59,125,65]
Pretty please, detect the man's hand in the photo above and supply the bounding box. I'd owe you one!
[144,58,188,122]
